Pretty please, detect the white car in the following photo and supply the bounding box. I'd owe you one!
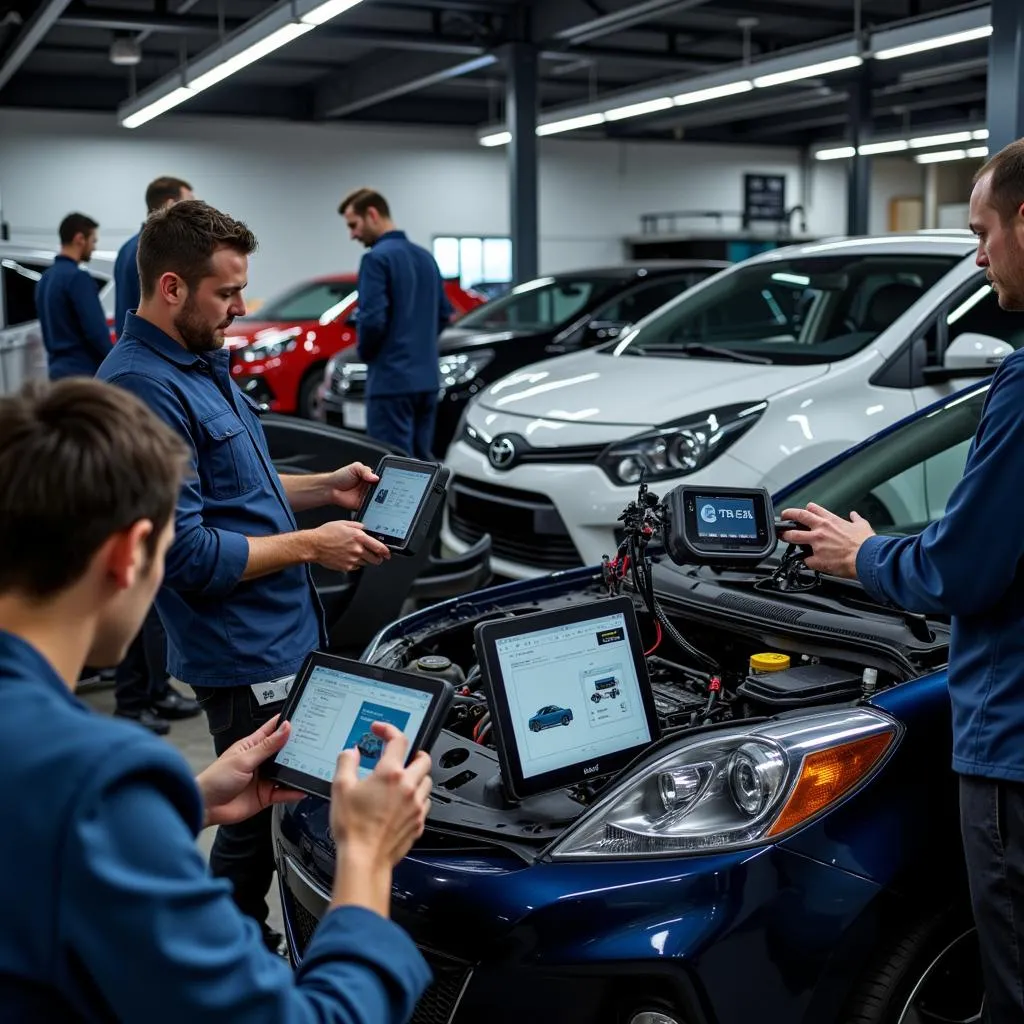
[443,232,1017,579]
[0,243,115,396]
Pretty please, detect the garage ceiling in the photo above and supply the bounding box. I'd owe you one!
[0,0,990,146]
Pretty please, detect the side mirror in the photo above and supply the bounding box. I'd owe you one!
[923,332,1013,383]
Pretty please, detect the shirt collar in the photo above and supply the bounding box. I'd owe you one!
[54,254,78,266]
[0,630,81,708]
[121,312,229,372]
[374,230,407,246]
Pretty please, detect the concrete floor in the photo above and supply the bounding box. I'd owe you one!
[79,678,285,937]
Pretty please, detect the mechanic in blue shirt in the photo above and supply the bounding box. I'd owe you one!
[782,138,1024,1024]
[340,188,452,458]
[98,200,392,952]
[0,376,432,1023]
[35,212,112,379]
[114,175,194,337]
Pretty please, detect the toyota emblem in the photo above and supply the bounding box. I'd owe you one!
[488,436,517,470]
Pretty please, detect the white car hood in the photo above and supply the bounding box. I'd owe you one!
[476,350,829,426]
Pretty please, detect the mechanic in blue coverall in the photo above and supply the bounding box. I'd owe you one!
[0,377,432,1023]
[781,138,1024,1024]
[340,188,452,459]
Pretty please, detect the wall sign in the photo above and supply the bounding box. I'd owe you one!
[743,173,787,225]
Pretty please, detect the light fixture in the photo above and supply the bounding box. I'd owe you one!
[189,23,313,92]
[914,147,988,164]
[858,139,909,155]
[909,131,973,148]
[973,129,989,140]
[121,86,195,129]
[874,24,992,61]
[673,80,753,106]
[753,55,862,88]
[479,130,512,147]
[536,112,607,136]
[300,0,364,25]
[815,145,856,161]
[813,126,989,161]
[604,97,674,121]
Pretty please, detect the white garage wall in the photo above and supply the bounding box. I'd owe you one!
[0,107,921,301]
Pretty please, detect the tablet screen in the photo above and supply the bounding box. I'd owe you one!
[274,664,434,781]
[360,465,433,542]
[492,608,654,783]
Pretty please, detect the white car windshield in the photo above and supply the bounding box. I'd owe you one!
[614,254,959,365]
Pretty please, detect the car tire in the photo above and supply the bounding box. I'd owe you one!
[561,715,570,726]
[297,365,326,420]
[530,722,540,732]
[839,908,982,1024]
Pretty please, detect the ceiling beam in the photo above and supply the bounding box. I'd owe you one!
[0,0,72,92]
[59,8,242,35]
[538,0,714,46]
[544,43,726,71]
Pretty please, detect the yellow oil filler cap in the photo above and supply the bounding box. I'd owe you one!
[749,652,792,674]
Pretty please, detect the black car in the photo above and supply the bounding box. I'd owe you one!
[321,261,728,456]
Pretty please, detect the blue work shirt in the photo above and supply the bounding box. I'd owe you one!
[356,230,453,398]
[857,348,1024,782]
[97,313,324,688]
[34,254,112,379]
[113,229,141,339]
[0,629,432,1023]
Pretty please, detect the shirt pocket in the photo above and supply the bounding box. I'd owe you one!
[199,409,262,500]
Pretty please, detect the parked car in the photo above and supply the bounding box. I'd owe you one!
[225,274,485,419]
[443,232,1013,578]
[274,379,988,1024]
[528,705,574,731]
[0,243,115,395]
[322,261,729,456]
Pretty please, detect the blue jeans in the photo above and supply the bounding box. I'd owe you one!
[960,775,1024,1022]
[366,390,437,459]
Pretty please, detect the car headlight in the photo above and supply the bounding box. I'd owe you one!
[439,350,494,388]
[548,707,898,859]
[597,402,767,486]
[240,328,300,362]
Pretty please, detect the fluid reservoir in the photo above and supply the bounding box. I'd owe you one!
[409,654,466,687]
[749,652,792,674]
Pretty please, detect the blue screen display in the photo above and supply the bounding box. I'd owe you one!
[695,496,758,539]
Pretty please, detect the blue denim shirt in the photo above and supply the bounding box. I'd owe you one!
[97,313,324,687]
[0,630,432,1023]
[857,348,1024,782]
[113,230,141,339]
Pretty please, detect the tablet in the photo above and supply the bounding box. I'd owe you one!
[261,651,454,799]
[475,597,661,800]
[355,456,442,554]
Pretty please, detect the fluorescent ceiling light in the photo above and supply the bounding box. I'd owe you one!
[189,22,313,92]
[859,139,909,155]
[753,55,862,88]
[300,0,364,25]
[973,128,989,140]
[874,24,992,60]
[604,97,674,121]
[814,145,856,160]
[536,112,606,136]
[909,131,973,148]
[121,86,195,129]
[967,146,989,158]
[673,80,753,106]
[915,149,970,163]
[479,130,512,147]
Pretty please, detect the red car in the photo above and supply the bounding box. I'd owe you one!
[226,273,485,418]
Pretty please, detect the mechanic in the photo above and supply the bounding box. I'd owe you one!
[35,212,112,379]
[0,377,432,1023]
[339,187,452,458]
[97,199,392,954]
[781,137,1024,1024]
[110,177,199,736]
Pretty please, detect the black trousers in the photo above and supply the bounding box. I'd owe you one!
[960,775,1024,1022]
[192,683,287,937]
[114,608,171,711]
[366,390,437,460]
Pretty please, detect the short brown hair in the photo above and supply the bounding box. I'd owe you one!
[59,213,98,245]
[137,199,257,298]
[338,187,390,219]
[976,139,1024,222]
[0,379,189,598]
[145,175,192,212]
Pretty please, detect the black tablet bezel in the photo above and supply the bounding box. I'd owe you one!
[475,596,661,801]
[260,650,454,800]
[666,485,776,565]
[354,456,442,553]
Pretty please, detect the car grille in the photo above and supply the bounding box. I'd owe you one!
[410,950,474,1024]
[286,890,321,955]
[448,477,582,571]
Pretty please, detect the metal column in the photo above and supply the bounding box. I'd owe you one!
[505,42,539,284]
[847,65,872,236]
[987,0,1024,154]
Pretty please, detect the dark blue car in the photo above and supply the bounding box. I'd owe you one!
[274,382,990,1024]
[528,705,574,731]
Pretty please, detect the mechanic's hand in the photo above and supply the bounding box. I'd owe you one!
[195,715,305,828]
[329,723,432,868]
[779,502,876,578]
[312,519,391,570]
[323,462,378,511]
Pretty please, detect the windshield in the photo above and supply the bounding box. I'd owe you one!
[782,386,985,537]
[254,280,357,323]
[614,254,959,365]
[454,275,622,332]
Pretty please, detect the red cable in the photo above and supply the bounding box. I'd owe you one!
[644,619,662,657]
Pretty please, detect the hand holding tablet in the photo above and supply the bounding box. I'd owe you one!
[353,456,445,556]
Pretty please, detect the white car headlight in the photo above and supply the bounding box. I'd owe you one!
[439,350,494,388]
[240,327,301,362]
[548,707,898,859]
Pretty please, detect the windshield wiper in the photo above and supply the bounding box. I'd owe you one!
[673,343,771,365]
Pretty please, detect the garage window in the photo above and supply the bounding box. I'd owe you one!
[433,236,512,293]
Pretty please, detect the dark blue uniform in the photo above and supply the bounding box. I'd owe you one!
[113,230,141,339]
